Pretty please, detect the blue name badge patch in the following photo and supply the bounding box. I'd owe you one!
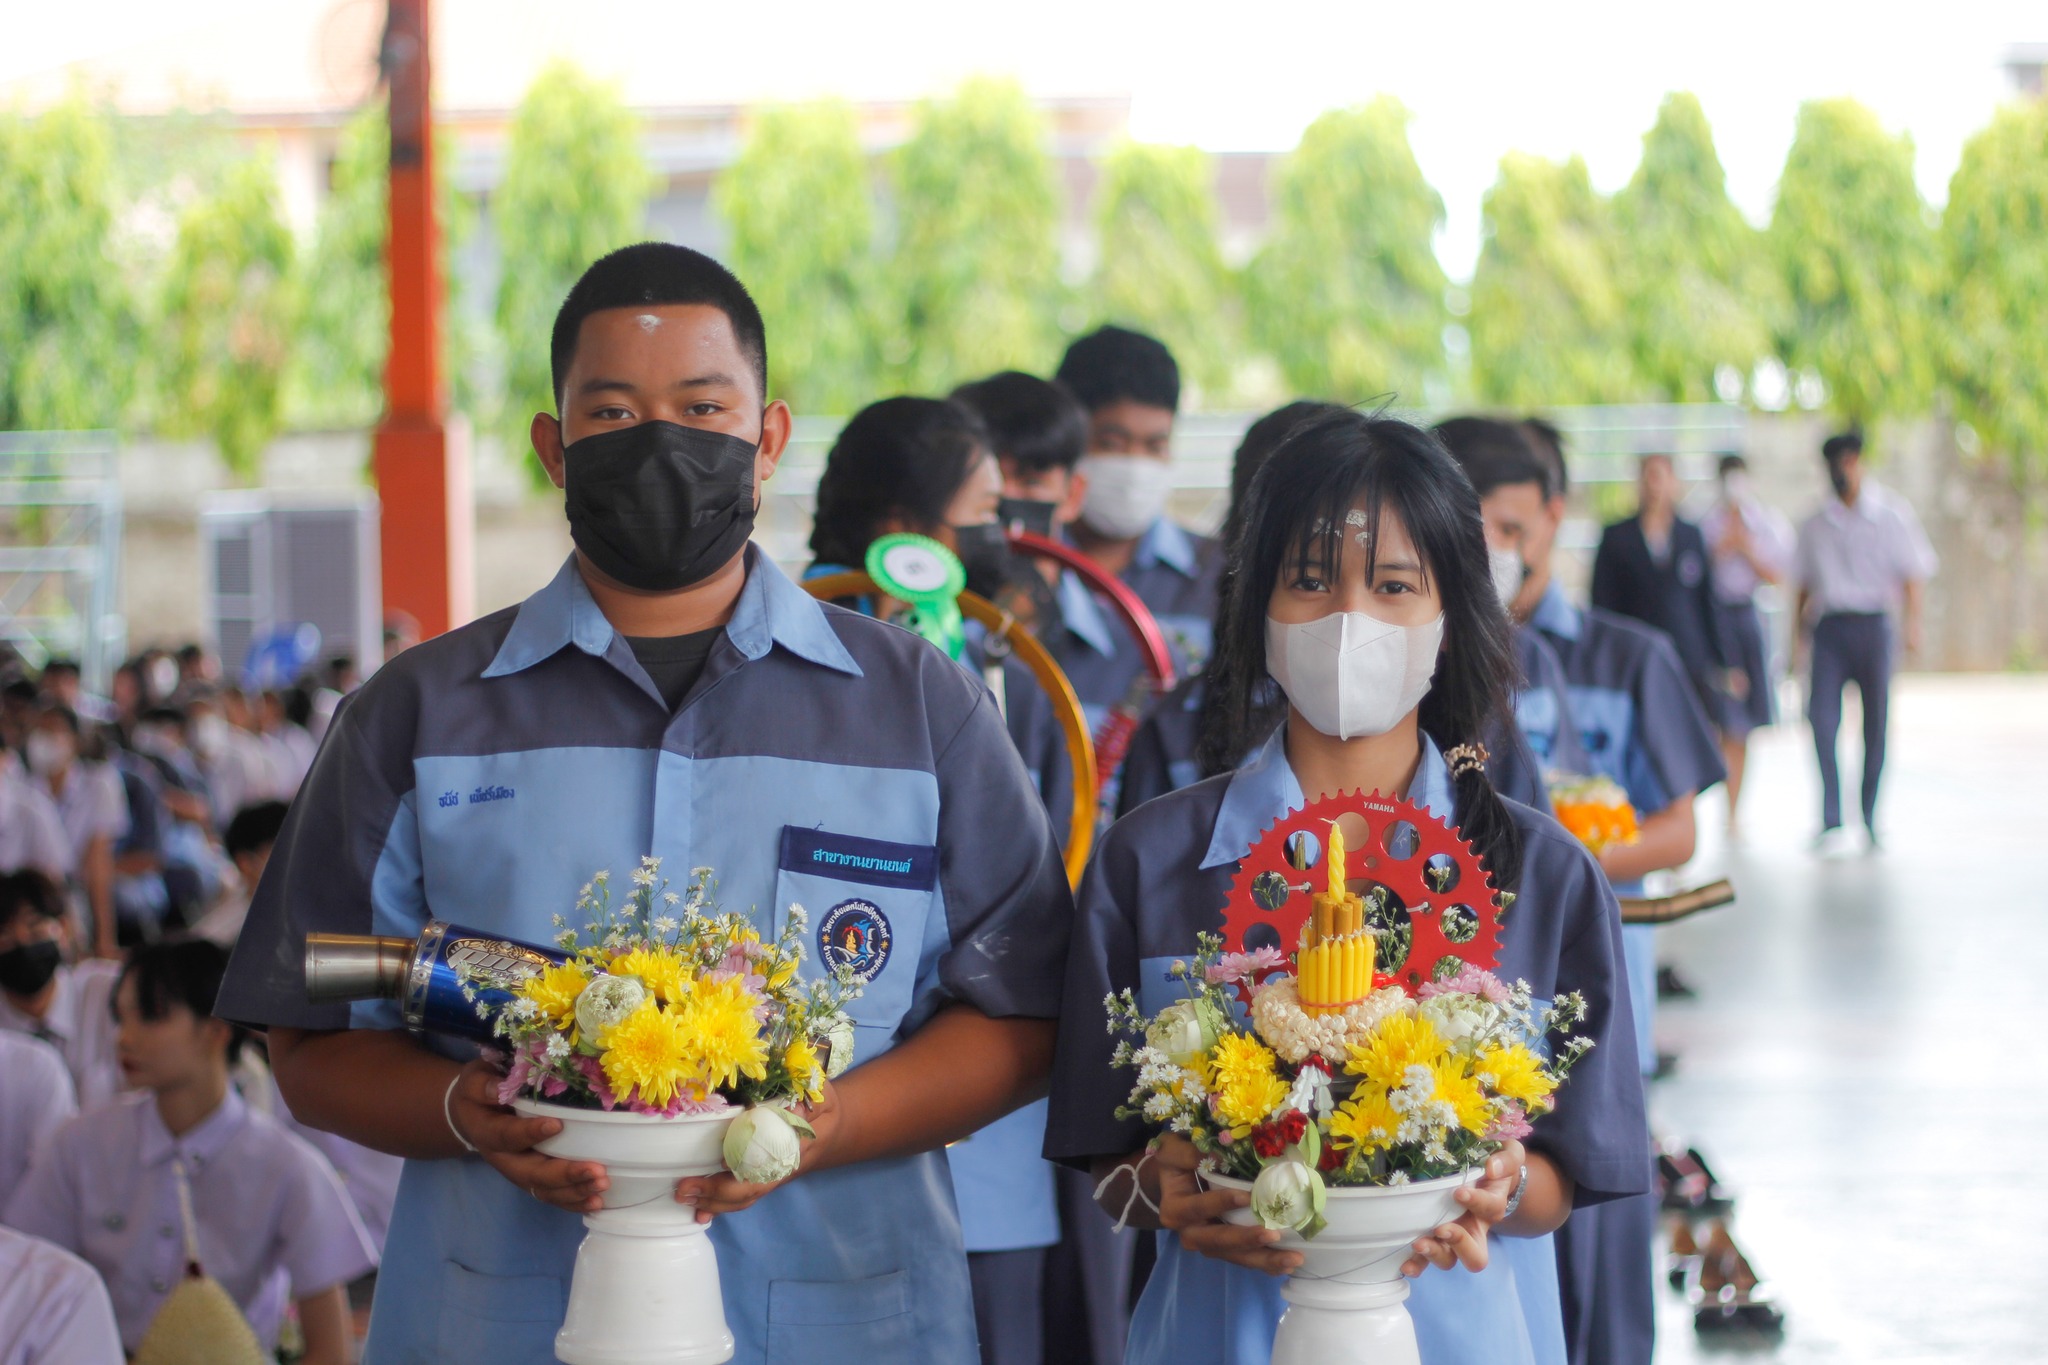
[778,826,938,893]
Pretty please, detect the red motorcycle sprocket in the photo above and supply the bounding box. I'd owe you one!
[1222,791,1503,999]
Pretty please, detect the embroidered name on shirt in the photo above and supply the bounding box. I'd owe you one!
[779,825,938,892]
[468,785,516,804]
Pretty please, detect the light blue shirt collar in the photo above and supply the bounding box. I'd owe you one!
[1134,516,1199,577]
[1530,579,1582,642]
[1055,569,1118,657]
[485,547,863,680]
[1200,726,1456,870]
[136,1085,247,1169]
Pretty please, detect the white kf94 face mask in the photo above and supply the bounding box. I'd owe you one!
[1265,611,1446,740]
[1075,454,1174,541]
[1489,547,1526,609]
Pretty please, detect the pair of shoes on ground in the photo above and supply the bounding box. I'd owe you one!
[1673,1218,1786,1335]
[1811,825,1882,857]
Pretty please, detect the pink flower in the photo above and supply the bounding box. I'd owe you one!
[574,1054,621,1111]
[1419,965,1509,1004]
[1217,1128,1234,1146]
[1486,1103,1532,1142]
[1206,946,1287,985]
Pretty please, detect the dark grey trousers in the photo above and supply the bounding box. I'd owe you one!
[969,1246,1048,1365]
[1809,611,1892,831]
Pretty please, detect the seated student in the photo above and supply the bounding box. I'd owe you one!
[215,243,1072,1365]
[4,939,374,1363]
[806,395,1068,1365]
[0,1225,124,1365]
[190,801,290,948]
[1047,411,1647,1365]
[24,706,126,958]
[0,735,73,883]
[0,1030,75,1209]
[0,870,122,1111]
[1455,417,1722,1365]
[1052,328,1223,800]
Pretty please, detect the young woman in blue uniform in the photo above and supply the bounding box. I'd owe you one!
[805,395,1070,1365]
[1046,411,1649,1365]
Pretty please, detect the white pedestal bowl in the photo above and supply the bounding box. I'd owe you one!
[514,1099,740,1365]
[1212,1167,1480,1365]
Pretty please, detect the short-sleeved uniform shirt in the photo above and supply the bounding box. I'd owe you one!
[1045,727,1649,1365]
[0,1031,75,1209]
[0,1226,124,1365]
[1795,481,1938,616]
[0,763,73,878]
[3,1088,375,1352]
[216,548,1074,1365]
[37,761,127,866]
[0,960,123,1113]
[1049,518,1223,738]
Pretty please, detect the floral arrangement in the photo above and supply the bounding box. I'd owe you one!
[1548,772,1640,854]
[1107,932,1590,1237]
[475,857,860,1180]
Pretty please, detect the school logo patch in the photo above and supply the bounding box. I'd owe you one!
[819,899,893,983]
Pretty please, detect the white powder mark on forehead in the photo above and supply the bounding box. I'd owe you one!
[636,313,662,332]
[1346,507,1371,545]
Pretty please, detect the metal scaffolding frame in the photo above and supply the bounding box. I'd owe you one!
[0,431,125,692]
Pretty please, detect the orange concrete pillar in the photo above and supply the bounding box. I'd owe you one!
[371,0,470,644]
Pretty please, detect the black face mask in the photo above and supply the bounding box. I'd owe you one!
[0,938,61,997]
[950,522,1014,601]
[563,421,759,592]
[996,497,1058,539]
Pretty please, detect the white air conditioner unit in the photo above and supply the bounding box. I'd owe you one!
[200,492,383,681]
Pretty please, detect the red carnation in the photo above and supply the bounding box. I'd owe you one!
[1278,1110,1309,1145]
[1318,1142,1344,1172]
[1251,1125,1286,1159]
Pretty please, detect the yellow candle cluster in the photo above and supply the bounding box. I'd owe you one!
[1298,820,1375,1016]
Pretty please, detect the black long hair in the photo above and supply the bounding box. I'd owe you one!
[808,396,990,569]
[1196,409,1525,892]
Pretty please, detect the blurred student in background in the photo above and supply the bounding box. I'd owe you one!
[0,733,72,884]
[0,1225,124,1365]
[23,707,123,957]
[1700,454,1794,831]
[4,939,374,1364]
[0,1029,75,1209]
[0,870,122,1111]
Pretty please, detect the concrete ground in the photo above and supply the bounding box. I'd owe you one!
[1646,674,2048,1363]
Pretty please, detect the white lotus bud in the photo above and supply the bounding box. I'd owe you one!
[573,974,647,1040]
[1250,1159,1319,1232]
[1146,999,1226,1064]
[723,1105,803,1184]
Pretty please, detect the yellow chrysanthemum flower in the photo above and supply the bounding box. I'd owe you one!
[783,1036,823,1102]
[519,962,590,1028]
[599,999,701,1109]
[1205,1033,1289,1131]
[1329,1087,1402,1153]
[1345,1011,1449,1091]
[679,974,770,1091]
[1478,1045,1556,1111]
[609,947,694,1005]
[1429,1055,1494,1135]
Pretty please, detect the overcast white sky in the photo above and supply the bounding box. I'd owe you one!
[6,0,2042,277]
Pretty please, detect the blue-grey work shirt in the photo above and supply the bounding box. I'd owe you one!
[1049,518,1223,735]
[216,547,1074,1365]
[1045,727,1649,1365]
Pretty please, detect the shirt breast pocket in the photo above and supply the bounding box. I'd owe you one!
[774,826,939,1057]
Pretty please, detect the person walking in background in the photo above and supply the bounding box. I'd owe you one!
[1795,431,1937,853]
[1591,453,1737,729]
[1700,454,1795,833]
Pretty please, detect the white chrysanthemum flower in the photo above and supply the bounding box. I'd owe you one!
[543,1033,571,1060]
[632,866,658,888]
[1142,1093,1177,1122]
[692,866,714,879]
[593,870,610,884]
[663,892,682,907]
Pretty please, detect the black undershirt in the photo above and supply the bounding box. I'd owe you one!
[625,627,723,710]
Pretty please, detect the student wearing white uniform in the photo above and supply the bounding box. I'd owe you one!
[0,1226,124,1365]
[5,939,373,1361]
[25,706,125,957]
[0,742,72,881]
[1795,431,1937,850]
[0,870,123,1111]
[1699,453,1795,831]
[0,1030,76,1207]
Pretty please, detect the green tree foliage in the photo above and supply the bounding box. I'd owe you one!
[1612,93,1776,402]
[1942,99,2048,497]
[1246,99,1447,405]
[0,94,137,430]
[494,61,651,467]
[157,156,296,480]
[1767,98,1936,426]
[1091,141,1234,397]
[286,100,474,430]
[1468,153,1635,407]
[889,78,1063,392]
[715,102,879,414]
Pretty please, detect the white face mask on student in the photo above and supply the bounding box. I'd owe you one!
[1488,548,1525,609]
[1075,455,1172,541]
[1265,611,1445,740]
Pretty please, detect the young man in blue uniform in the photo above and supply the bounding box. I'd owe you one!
[216,244,1074,1365]
[1442,417,1724,1365]
[1050,329,1223,769]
